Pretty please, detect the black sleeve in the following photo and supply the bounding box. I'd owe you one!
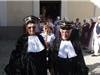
[15,34,28,52]
[16,36,24,51]
[73,41,89,75]
[37,34,46,49]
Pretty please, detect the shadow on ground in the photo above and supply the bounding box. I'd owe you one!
[88,63,100,75]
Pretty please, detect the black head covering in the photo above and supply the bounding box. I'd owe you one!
[24,15,40,25]
[60,21,73,30]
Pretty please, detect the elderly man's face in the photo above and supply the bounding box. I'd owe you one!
[26,23,36,35]
[60,29,72,40]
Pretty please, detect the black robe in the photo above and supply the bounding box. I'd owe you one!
[51,29,89,75]
[4,34,47,75]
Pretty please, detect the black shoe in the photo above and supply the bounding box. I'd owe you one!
[87,50,94,54]
[90,51,94,54]
[92,54,99,57]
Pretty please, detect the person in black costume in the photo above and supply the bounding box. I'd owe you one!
[52,21,89,75]
[4,15,47,75]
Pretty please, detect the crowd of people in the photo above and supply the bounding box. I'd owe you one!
[4,15,100,75]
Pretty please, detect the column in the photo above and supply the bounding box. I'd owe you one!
[0,1,7,26]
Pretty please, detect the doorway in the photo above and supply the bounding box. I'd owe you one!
[40,1,61,22]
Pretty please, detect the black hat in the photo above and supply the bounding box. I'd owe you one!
[24,15,40,24]
[60,21,72,30]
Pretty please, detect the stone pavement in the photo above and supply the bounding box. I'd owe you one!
[0,40,16,75]
[83,50,100,75]
[0,40,100,75]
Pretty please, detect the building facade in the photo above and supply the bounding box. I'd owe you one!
[0,0,100,40]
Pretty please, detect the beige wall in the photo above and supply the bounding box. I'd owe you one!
[66,1,94,23]
[61,0,100,23]
[7,1,33,26]
[95,6,100,17]
[1,0,100,26]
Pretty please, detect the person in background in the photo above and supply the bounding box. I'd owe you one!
[40,21,55,75]
[81,19,90,49]
[74,18,81,41]
[54,16,61,41]
[52,21,89,75]
[88,18,96,53]
[92,16,100,56]
[4,15,47,75]
[74,18,81,30]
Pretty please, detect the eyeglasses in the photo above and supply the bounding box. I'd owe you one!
[27,26,36,29]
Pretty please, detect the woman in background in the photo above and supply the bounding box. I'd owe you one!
[40,21,55,75]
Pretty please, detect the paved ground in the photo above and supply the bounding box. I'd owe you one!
[0,40,100,75]
[83,50,100,75]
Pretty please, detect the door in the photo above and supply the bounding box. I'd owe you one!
[40,1,61,22]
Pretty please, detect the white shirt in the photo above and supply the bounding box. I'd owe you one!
[58,40,77,58]
[40,32,55,47]
[27,35,45,52]
[93,23,100,39]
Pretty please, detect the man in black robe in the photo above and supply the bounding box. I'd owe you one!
[51,21,89,75]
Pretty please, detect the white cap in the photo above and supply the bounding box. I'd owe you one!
[91,17,97,22]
